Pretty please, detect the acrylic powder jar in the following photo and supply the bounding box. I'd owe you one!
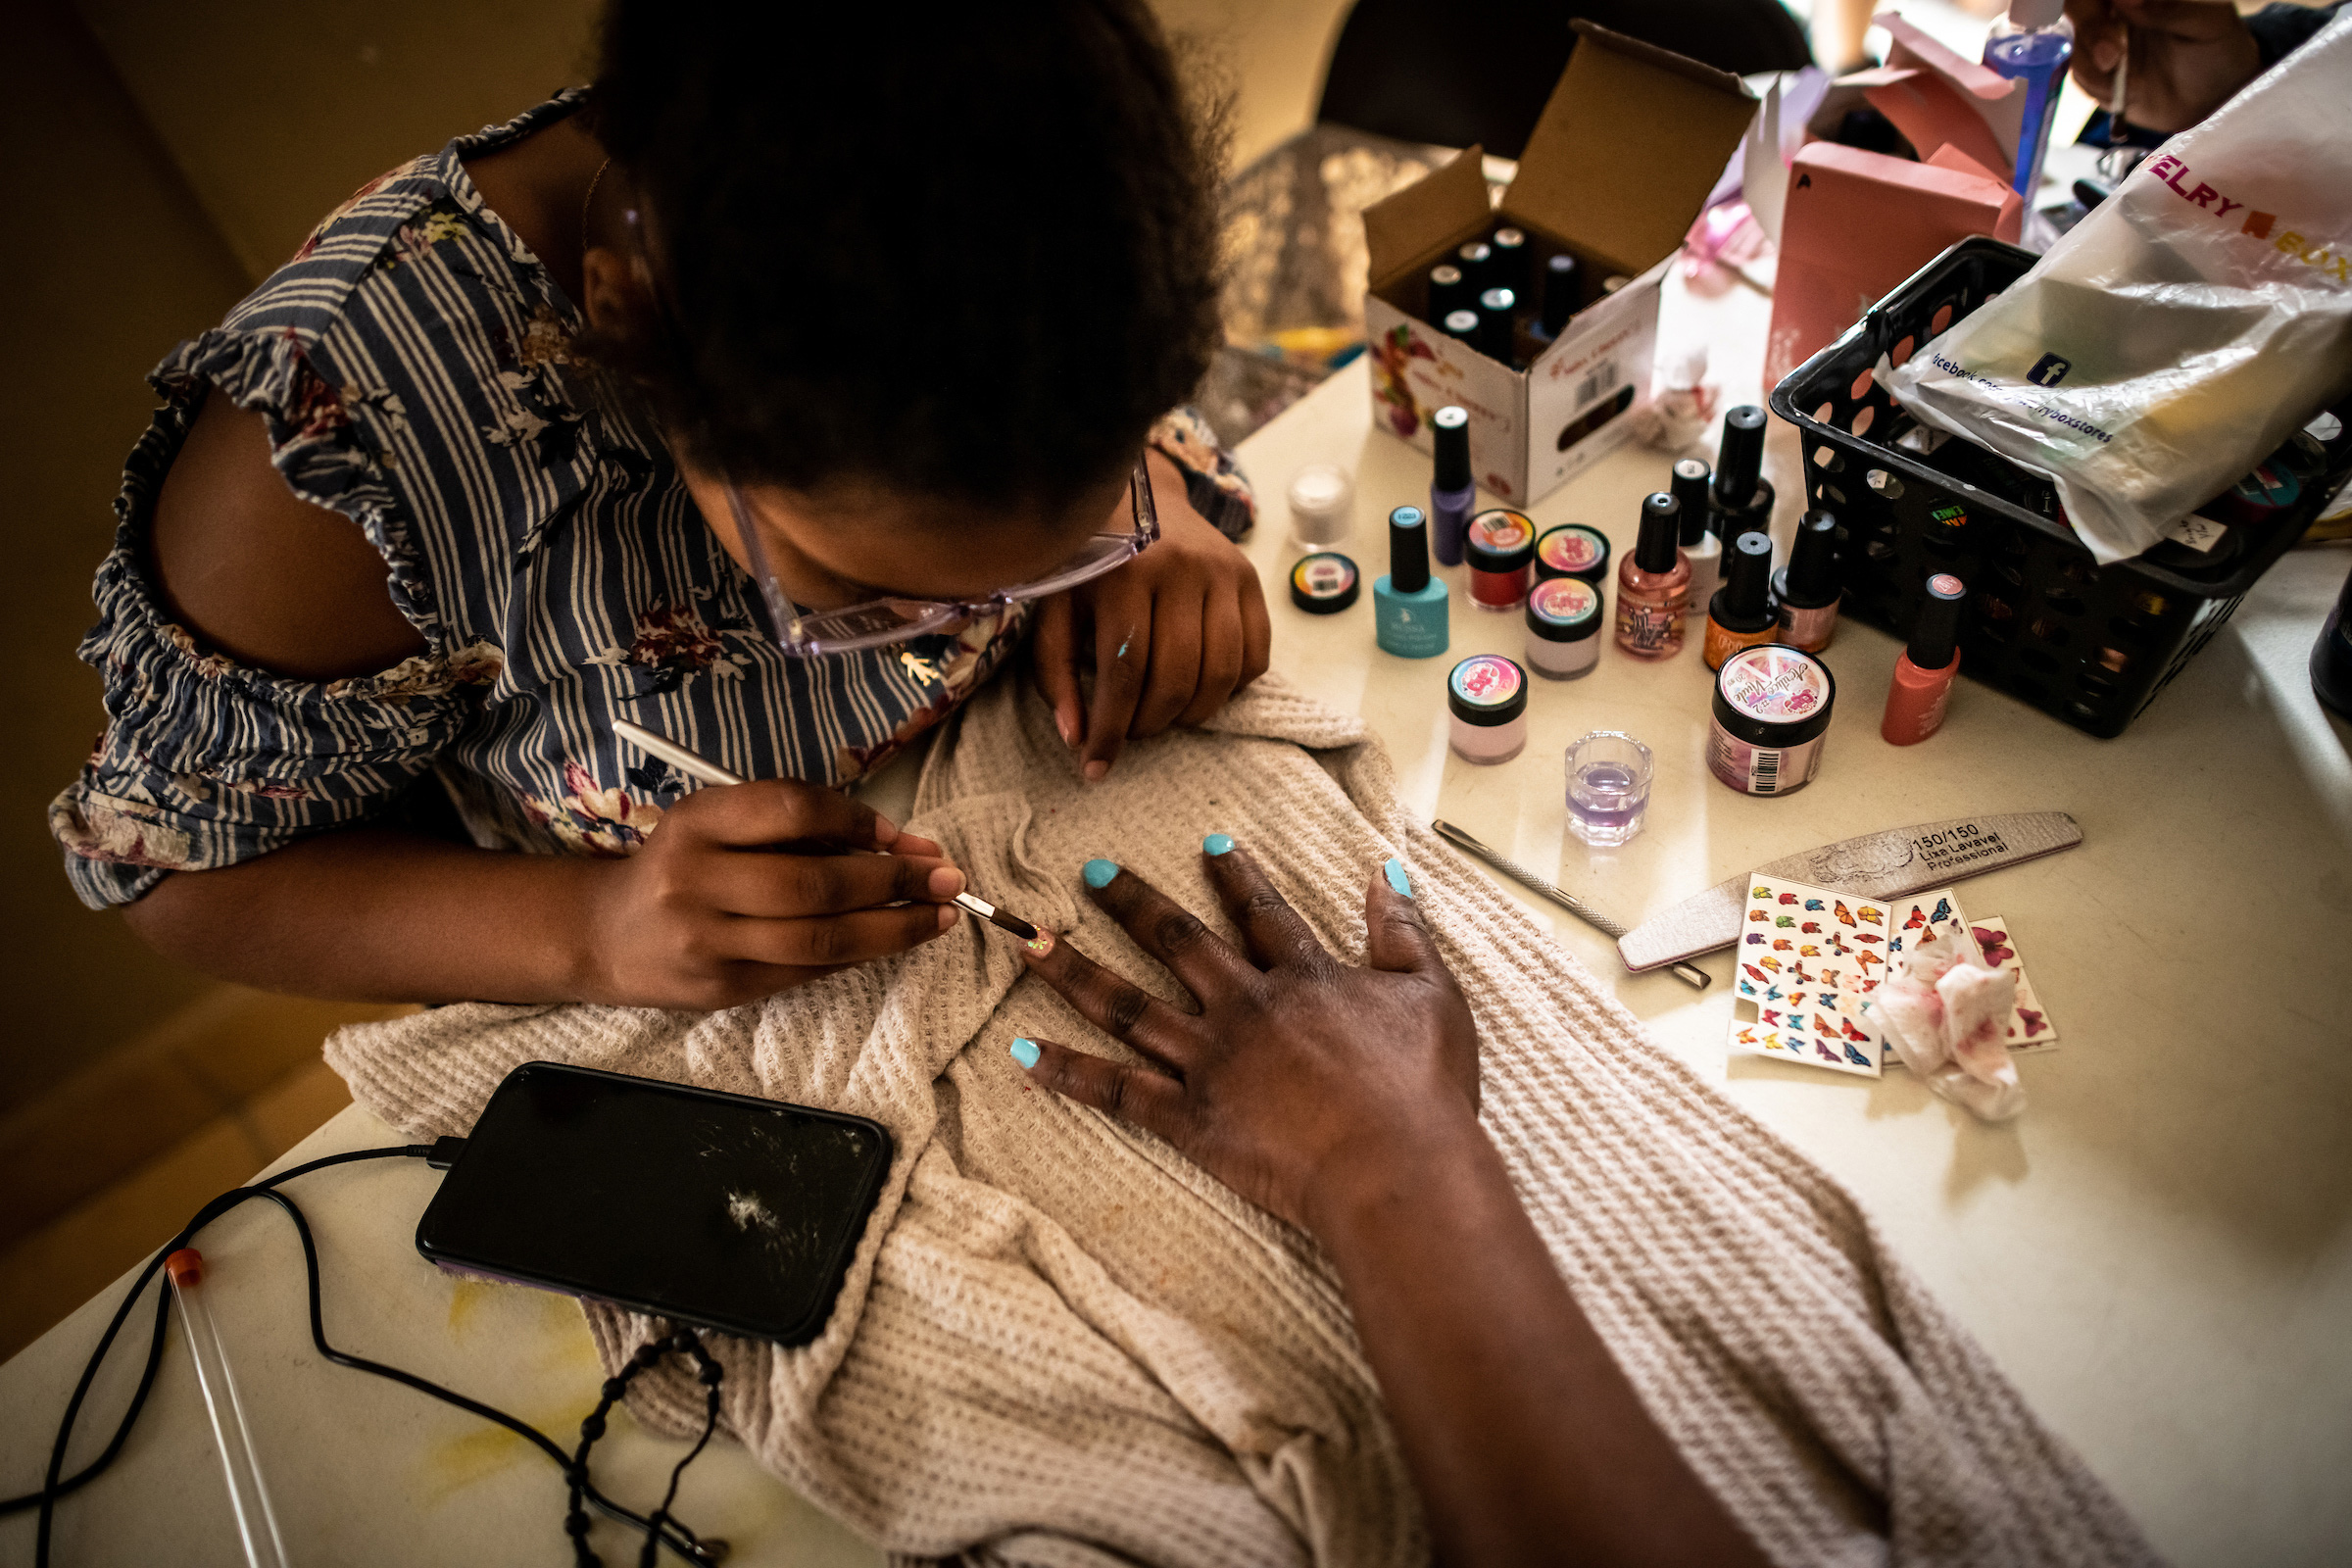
[1447,655,1529,764]
[1707,644,1837,797]
[1286,464,1354,548]
[1464,509,1537,612]
[1524,576,1602,679]
[1533,523,1610,585]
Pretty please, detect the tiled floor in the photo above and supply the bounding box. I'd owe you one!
[0,1058,360,1361]
[0,991,411,1361]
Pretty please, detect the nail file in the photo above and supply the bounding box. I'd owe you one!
[1616,811,2082,973]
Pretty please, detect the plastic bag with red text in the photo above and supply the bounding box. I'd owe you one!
[1879,12,2352,564]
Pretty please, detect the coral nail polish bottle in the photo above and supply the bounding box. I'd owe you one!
[1884,573,1967,744]
[1375,505,1450,659]
[1613,492,1690,660]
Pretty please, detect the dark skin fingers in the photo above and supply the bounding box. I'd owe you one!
[1019,902,1202,1074]
[1199,843,1328,970]
[1014,1033,1192,1145]
[1008,842,1766,1568]
[719,901,958,969]
[694,844,960,920]
[1078,857,1262,998]
[1016,845,1478,1229]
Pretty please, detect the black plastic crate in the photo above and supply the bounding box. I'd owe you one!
[1769,236,2352,738]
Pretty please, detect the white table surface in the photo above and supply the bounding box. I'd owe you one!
[8,269,2350,1568]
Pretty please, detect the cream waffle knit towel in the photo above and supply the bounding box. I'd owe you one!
[326,674,2157,1568]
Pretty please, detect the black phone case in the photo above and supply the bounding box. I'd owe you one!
[415,1061,893,1346]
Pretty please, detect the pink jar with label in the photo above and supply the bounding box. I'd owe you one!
[1707,644,1837,797]
[1447,655,1529,763]
[1524,576,1602,678]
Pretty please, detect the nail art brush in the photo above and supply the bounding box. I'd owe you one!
[1430,818,1711,991]
[612,718,1038,942]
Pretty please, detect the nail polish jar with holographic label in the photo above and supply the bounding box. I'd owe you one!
[1708,644,1836,797]
[1447,655,1529,764]
[1466,509,1537,611]
[1289,552,1359,613]
[1534,523,1610,585]
[1524,576,1602,678]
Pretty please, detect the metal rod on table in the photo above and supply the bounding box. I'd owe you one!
[1431,819,1711,991]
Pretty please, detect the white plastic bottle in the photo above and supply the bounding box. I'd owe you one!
[1984,0,2076,201]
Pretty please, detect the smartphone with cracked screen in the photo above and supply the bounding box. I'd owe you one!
[416,1061,892,1346]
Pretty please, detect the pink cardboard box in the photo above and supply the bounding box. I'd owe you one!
[1764,142,2022,391]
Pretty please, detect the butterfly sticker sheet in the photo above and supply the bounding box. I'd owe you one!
[1885,889,1971,963]
[1729,875,1892,1077]
[1965,913,2060,1054]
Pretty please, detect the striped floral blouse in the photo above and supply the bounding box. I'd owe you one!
[50,93,1254,909]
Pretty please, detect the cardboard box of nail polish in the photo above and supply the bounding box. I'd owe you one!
[1359,22,1755,507]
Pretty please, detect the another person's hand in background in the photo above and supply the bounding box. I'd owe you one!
[1030,450,1271,783]
[2064,0,2262,132]
[1012,841,1766,1568]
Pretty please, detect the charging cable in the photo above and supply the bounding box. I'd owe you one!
[2,1139,726,1567]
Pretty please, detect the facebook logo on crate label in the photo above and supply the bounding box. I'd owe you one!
[2026,353,2071,387]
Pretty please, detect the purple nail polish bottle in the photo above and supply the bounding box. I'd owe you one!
[1430,406,1475,568]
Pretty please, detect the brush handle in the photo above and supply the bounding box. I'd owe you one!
[612,719,742,788]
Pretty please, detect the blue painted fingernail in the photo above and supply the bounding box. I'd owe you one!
[1203,833,1234,856]
[1082,858,1118,889]
[1010,1038,1041,1069]
[1384,858,1413,899]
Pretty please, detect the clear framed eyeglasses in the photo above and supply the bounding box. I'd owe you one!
[729,462,1159,658]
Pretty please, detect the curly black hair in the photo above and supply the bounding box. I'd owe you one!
[586,0,1226,514]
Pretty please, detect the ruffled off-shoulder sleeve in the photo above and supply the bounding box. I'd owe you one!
[1148,405,1256,540]
[50,325,498,909]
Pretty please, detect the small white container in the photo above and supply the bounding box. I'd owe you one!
[1287,464,1354,547]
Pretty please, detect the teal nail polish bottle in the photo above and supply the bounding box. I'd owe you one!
[1375,506,1449,660]
[1203,833,1234,856]
[1082,858,1118,889]
[1385,858,1414,899]
[1010,1038,1041,1069]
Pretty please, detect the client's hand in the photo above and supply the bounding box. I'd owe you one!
[1016,840,1770,1568]
[1029,450,1271,783]
[1011,839,1479,1233]
[580,781,963,1008]
[2063,0,2261,133]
